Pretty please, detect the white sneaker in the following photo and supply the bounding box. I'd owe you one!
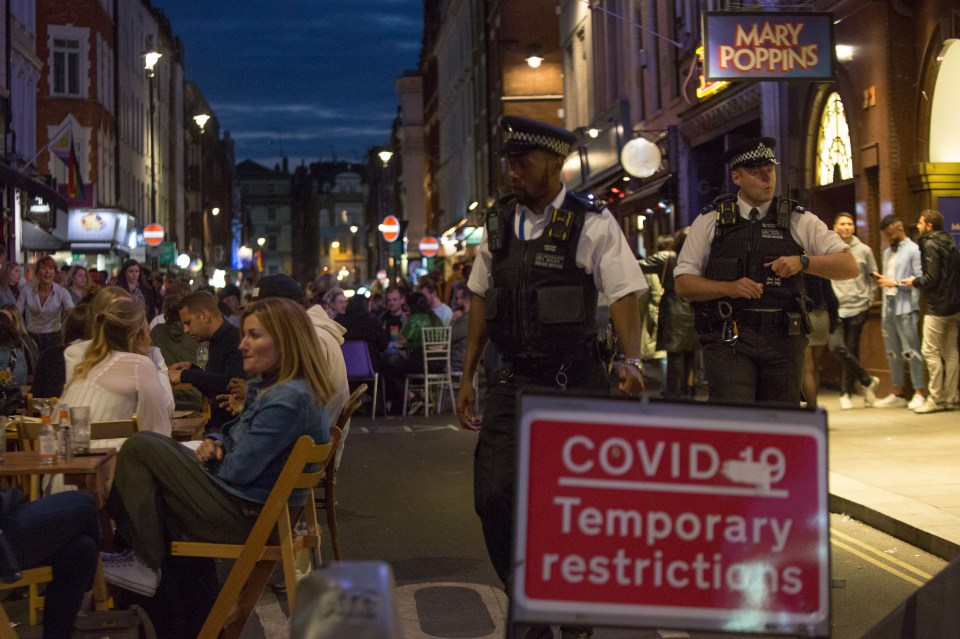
[913,398,943,414]
[839,394,854,410]
[873,393,907,408]
[907,394,926,411]
[863,376,880,406]
[101,550,160,597]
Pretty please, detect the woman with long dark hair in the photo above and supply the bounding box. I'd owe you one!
[116,259,160,322]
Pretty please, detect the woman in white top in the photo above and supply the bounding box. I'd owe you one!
[61,294,173,440]
[17,255,75,354]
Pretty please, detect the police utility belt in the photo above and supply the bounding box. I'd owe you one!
[695,300,810,344]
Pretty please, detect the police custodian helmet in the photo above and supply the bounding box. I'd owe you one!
[722,136,780,170]
[499,116,577,158]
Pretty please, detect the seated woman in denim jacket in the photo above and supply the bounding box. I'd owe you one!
[102,297,334,618]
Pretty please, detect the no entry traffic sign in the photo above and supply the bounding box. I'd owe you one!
[144,223,164,247]
[513,394,829,637]
[380,215,400,243]
[418,236,440,257]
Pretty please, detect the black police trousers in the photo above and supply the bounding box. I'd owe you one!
[700,324,808,405]
[473,358,609,588]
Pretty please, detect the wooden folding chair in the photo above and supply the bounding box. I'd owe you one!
[0,566,53,628]
[170,432,338,639]
[316,384,365,561]
[90,418,138,441]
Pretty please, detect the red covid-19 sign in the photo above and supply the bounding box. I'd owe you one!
[513,395,829,636]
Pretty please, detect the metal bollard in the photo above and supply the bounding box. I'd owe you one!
[290,561,401,639]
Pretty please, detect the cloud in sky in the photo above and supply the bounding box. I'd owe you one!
[153,0,423,167]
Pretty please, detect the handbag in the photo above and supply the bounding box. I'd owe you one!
[73,605,157,639]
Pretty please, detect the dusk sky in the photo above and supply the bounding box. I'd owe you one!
[153,0,423,169]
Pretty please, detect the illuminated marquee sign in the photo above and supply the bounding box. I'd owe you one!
[513,393,830,636]
[702,12,834,81]
[695,46,729,99]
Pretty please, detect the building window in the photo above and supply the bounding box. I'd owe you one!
[268,207,276,220]
[268,235,277,251]
[816,92,853,185]
[53,38,81,96]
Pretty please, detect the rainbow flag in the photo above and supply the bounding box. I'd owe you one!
[51,130,86,199]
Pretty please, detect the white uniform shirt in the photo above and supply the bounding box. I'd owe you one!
[467,185,647,302]
[674,195,849,278]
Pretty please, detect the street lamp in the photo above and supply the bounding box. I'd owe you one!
[376,149,394,280]
[193,114,211,267]
[143,48,162,224]
[350,225,361,284]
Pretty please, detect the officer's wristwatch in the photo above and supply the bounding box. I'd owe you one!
[799,255,810,272]
[623,357,644,373]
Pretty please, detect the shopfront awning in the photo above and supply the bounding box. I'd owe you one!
[0,163,69,215]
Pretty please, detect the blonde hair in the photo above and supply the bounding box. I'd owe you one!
[72,296,149,381]
[63,264,88,290]
[241,297,333,405]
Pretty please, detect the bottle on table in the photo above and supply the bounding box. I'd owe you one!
[62,426,74,463]
[57,403,70,459]
[38,418,57,465]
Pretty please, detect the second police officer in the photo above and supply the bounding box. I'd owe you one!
[674,137,857,405]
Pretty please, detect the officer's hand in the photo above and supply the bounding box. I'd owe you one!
[725,277,764,299]
[764,256,802,278]
[456,381,482,432]
[900,276,916,287]
[614,362,645,396]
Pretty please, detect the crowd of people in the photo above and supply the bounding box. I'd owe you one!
[1,120,958,639]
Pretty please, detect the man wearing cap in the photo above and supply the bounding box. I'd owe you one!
[457,115,646,639]
[675,137,857,405]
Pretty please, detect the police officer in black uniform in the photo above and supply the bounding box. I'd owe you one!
[674,137,857,405]
[457,116,646,639]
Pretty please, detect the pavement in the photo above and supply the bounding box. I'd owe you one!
[818,387,960,561]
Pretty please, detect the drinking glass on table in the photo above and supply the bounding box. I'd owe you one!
[70,406,91,453]
[197,342,209,371]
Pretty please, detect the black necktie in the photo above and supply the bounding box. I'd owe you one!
[749,207,759,221]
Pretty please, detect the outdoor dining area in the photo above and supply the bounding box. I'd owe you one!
[0,374,364,638]
[0,286,365,639]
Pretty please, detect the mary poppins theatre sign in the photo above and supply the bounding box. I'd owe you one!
[702,12,834,81]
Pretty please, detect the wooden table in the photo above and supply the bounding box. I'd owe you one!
[0,449,117,611]
[0,449,116,507]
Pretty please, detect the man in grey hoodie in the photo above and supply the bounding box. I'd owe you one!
[902,209,960,413]
[829,212,880,409]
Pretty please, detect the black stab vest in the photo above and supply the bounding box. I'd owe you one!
[692,195,808,316]
[483,191,599,359]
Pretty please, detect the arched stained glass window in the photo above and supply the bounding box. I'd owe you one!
[817,92,853,185]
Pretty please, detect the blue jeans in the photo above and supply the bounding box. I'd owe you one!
[881,298,925,389]
[3,491,100,639]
